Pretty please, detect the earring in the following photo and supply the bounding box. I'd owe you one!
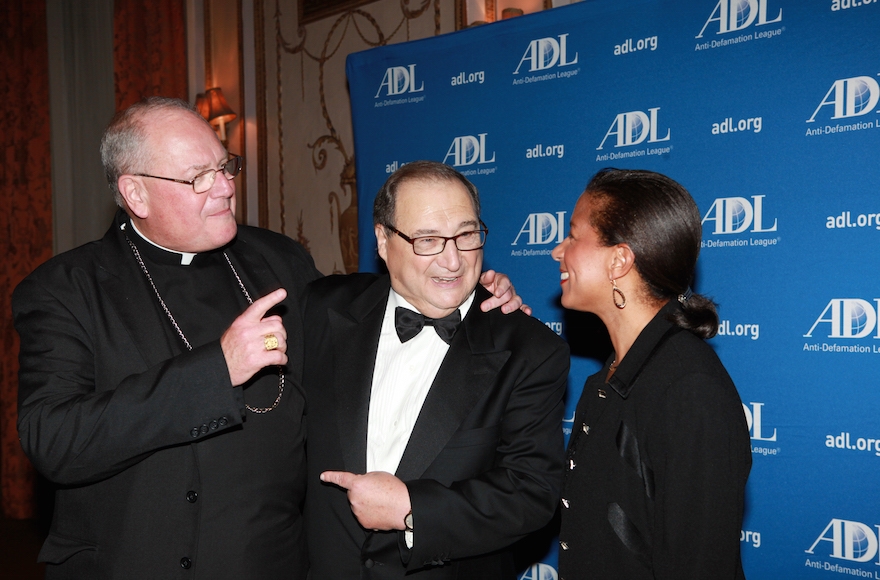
[612,279,626,309]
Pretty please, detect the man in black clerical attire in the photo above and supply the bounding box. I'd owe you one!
[13,97,318,578]
[13,98,521,579]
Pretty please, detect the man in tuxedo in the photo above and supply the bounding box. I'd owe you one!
[13,99,521,579]
[303,160,570,579]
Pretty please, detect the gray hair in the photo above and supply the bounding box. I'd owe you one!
[100,97,208,207]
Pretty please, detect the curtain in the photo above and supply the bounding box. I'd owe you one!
[114,0,188,111]
[1,0,54,519]
[1,0,188,519]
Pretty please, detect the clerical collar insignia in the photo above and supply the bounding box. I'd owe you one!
[129,221,197,265]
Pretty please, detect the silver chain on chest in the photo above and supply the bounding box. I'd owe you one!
[126,236,284,413]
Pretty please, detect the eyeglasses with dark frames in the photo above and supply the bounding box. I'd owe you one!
[385,220,489,256]
[135,155,243,194]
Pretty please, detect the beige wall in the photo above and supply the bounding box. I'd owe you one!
[261,0,456,275]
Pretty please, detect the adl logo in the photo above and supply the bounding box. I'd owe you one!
[806,519,880,564]
[596,107,670,150]
[511,212,566,246]
[374,65,424,98]
[514,34,578,74]
[804,299,880,339]
[701,195,777,234]
[443,134,495,167]
[696,0,783,38]
[742,402,776,442]
[807,76,880,123]
[518,563,557,580]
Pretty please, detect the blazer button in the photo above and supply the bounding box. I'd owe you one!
[186,490,198,503]
[219,417,228,426]
[180,557,192,569]
[199,424,209,435]
[190,428,199,438]
[364,559,374,568]
[209,419,219,430]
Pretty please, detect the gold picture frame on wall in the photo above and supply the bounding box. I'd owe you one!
[299,0,381,25]
[456,0,553,29]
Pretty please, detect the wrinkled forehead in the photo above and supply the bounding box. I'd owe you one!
[143,105,207,137]
[394,177,478,223]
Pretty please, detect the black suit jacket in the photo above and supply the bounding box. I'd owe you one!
[13,210,321,579]
[558,302,751,580]
[302,274,569,579]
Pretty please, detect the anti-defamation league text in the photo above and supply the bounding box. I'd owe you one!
[596,145,671,162]
[701,237,780,248]
[694,27,783,51]
[512,68,580,85]
[803,342,880,354]
[510,248,553,257]
[804,558,879,578]
[374,95,426,108]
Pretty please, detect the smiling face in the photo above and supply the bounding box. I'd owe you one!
[375,178,483,319]
[124,109,238,253]
[551,195,618,313]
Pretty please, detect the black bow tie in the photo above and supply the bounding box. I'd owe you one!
[395,307,461,345]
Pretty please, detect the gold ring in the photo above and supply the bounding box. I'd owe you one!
[264,334,279,351]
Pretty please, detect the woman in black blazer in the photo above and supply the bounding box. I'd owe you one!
[550,168,751,580]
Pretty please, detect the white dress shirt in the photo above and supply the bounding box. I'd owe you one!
[366,289,475,475]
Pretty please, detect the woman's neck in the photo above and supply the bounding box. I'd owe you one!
[602,299,667,380]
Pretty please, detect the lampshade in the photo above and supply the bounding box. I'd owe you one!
[204,87,236,125]
[195,93,211,120]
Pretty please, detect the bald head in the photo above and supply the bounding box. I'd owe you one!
[101,97,218,207]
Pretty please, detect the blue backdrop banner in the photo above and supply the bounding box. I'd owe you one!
[347,1,880,578]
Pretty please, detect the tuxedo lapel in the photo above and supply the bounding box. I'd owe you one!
[330,278,389,474]
[395,288,510,482]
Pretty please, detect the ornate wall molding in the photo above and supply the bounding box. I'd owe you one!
[271,0,444,274]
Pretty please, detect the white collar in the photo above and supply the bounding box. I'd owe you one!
[128,221,198,265]
[389,288,476,320]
